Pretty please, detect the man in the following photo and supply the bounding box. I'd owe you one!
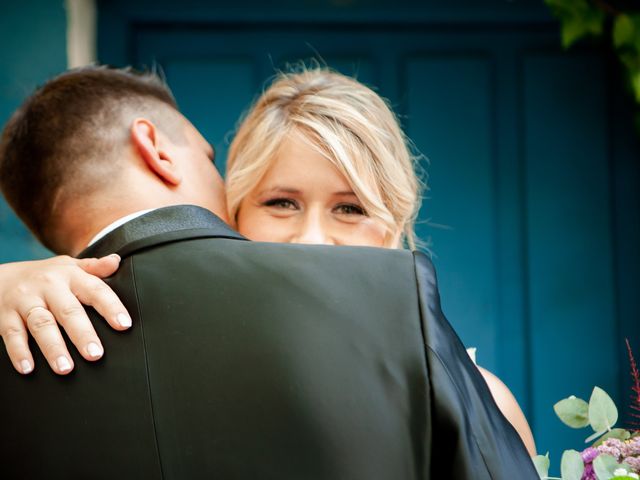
[0,66,537,479]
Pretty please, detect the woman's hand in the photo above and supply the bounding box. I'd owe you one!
[0,255,131,375]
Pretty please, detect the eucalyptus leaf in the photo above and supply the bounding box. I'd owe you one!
[589,387,618,434]
[554,396,589,428]
[593,454,616,480]
[585,428,607,444]
[533,453,550,479]
[561,450,584,480]
[593,428,632,446]
[592,454,622,480]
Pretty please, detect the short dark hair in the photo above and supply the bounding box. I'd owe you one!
[0,65,180,251]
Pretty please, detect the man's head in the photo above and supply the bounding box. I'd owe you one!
[0,66,227,254]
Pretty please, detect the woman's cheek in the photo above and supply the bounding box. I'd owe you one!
[238,212,287,243]
[335,219,388,247]
[359,226,387,247]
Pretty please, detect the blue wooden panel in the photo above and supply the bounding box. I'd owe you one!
[0,202,50,262]
[164,59,258,175]
[273,54,375,87]
[524,52,617,461]
[134,28,386,165]
[0,0,65,261]
[492,47,531,410]
[610,76,640,419]
[406,55,499,369]
[97,0,551,31]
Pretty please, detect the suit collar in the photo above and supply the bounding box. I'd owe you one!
[78,205,246,259]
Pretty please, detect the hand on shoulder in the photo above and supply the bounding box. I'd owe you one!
[0,255,130,375]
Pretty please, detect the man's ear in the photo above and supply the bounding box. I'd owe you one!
[130,118,182,185]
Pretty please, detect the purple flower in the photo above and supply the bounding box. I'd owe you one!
[582,447,599,463]
[581,462,596,480]
[581,448,599,480]
[622,437,640,457]
[625,455,640,471]
[598,438,625,461]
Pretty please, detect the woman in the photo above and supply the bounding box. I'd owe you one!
[226,67,535,454]
[226,67,418,250]
[0,67,536,454]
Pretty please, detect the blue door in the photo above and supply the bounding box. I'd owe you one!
[0,0,633,468]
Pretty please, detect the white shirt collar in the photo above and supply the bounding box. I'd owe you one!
[87,209,155,247]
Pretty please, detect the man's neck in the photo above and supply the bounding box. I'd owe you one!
[86,209,155,247]
[62,200,195,256]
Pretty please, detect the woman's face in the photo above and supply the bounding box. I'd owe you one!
[235,133,393,247]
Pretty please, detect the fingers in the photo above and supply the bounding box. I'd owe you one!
[15,299,74,375]
[0,310,34,375]
[0,255,130,375]
[44,286,104,363]
[75,254,121,278]
[70,271,132,331]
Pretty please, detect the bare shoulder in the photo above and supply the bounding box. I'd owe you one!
[477,366,537,456]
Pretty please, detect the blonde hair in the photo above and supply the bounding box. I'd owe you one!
[226,67,422,248]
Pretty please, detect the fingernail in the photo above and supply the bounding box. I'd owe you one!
[117,313,132,328]
[87,342,103,358]
[109,253,121,262]
[56,356,72,373]
[20,359,33,374]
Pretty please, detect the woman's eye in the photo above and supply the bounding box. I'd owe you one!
[334,203,367,216]
[262,198,299,210]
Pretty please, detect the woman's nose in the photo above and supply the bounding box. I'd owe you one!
[291,211,335,245]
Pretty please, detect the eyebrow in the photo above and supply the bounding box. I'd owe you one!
[258,186,301,195]
[334,191,358,196]
[257,187,358,197]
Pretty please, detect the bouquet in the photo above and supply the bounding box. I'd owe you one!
[534,340,640,480]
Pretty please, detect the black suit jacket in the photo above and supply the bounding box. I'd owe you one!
[0,205,537,479]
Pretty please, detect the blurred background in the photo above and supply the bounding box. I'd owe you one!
[1,0,639,467]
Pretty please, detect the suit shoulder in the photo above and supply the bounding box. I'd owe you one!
[412,250,435,277]
[228,240,415,264]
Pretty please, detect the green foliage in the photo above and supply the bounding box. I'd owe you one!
[587,386,619,441]
[545,0,605,48]
[545,0,640,134]
[554,395,590,428]
[552,387,618,443]
[613,14,640,103]
[539,342,640,479]
[540,386,638,479]
[594,428,632,446]
[593,454,633,479]
[613,14,640,49]
[533,452,551,479]
[561,450,585,480]
[594,454,618,480]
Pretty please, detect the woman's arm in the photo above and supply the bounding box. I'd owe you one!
[477,366,537,456]
[0,255,131,375]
